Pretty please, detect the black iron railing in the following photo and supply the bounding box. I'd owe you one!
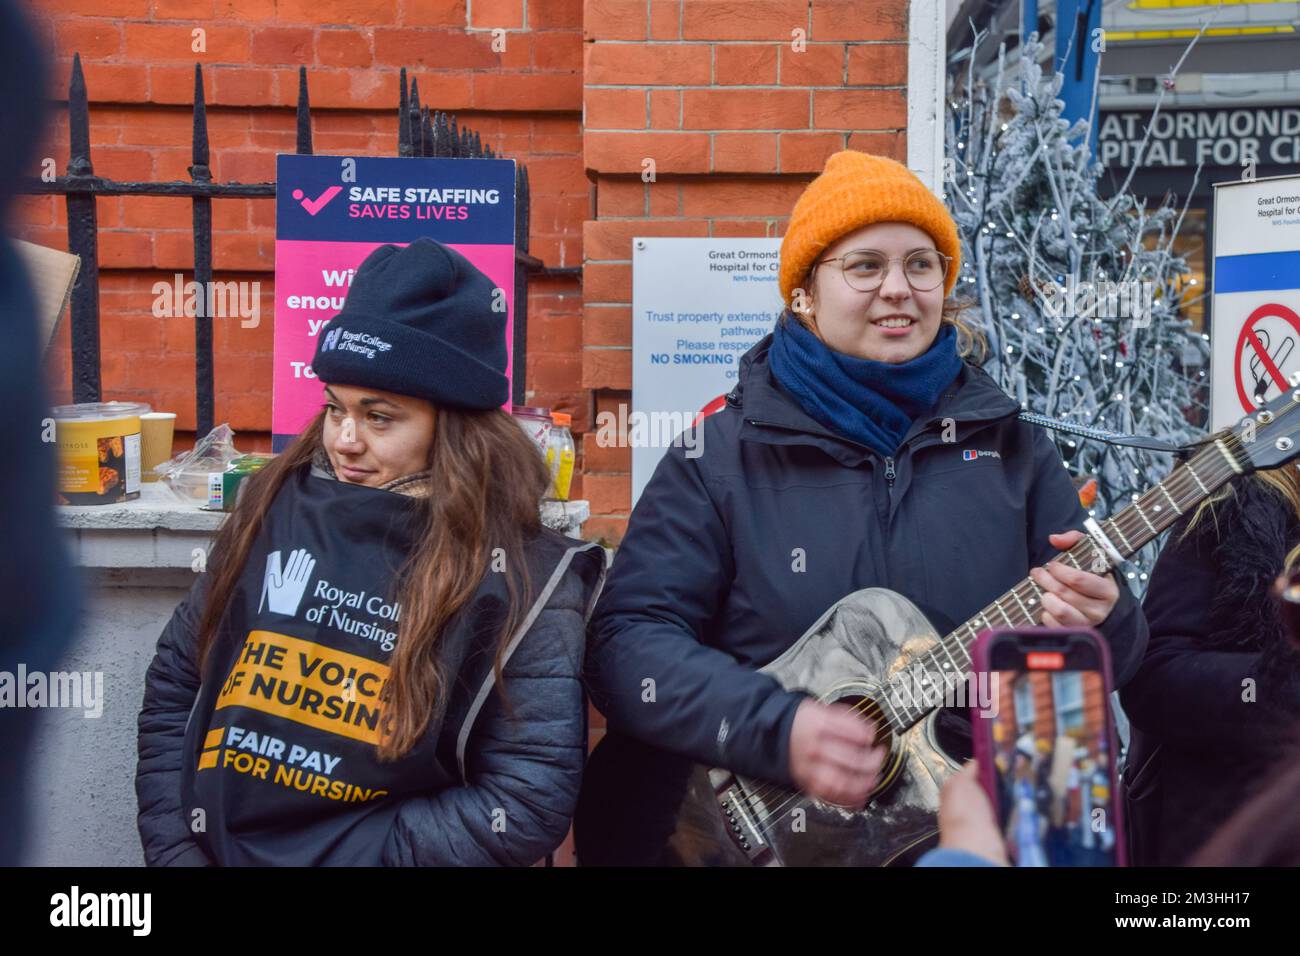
[21,53,576,435]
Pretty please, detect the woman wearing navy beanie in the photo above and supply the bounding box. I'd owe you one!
[137,238,606,866]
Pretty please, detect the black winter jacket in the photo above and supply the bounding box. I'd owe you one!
[583,334,1149,807]
[136,462,605,866]
[1121,476,1300,866]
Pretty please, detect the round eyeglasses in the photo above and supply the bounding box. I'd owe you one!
[814,249,952,293]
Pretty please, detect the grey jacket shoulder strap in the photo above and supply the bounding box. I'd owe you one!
[455,541,607,780]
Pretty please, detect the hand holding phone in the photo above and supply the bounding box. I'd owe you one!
[937,762,1010,865]
[969,627,1126,867]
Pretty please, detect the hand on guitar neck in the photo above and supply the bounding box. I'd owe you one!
[1029,530,1121,627]
[788,699,887,808]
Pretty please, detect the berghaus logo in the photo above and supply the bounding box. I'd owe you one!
[963,449,1002,461]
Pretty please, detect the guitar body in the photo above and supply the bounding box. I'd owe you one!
[663,587,965,867]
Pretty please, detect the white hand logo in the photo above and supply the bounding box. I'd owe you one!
[258,548,316,616]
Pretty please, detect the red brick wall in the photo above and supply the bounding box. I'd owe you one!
[19,0,587,454]
[580,0,909,545]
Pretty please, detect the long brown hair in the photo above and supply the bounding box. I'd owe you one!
[195,405,552,760]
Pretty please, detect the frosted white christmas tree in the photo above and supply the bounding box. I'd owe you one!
[944,34,1209,586]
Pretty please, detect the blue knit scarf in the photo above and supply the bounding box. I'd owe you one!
[767,313,962,457]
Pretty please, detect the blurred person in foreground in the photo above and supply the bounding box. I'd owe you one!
[0,0,83,866]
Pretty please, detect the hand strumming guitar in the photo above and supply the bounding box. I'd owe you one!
[788,699,886,808]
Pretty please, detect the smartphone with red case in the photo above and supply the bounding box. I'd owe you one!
[969,627,1126,867]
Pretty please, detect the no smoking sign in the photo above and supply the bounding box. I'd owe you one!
[1210,175,1300,432]
[1233,303,1300,413]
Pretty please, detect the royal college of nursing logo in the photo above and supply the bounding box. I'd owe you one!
[258,548,318,617]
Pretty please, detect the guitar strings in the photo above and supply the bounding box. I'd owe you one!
[735,443,1248,838]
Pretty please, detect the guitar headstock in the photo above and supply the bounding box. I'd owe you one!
[1232,370,1300,473]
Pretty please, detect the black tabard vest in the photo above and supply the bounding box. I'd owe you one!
[180,464,603,865]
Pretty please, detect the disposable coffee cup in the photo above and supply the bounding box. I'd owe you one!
[139,412,177,482]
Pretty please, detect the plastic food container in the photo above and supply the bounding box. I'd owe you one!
[168,470,219,503]
[53,401,151,505]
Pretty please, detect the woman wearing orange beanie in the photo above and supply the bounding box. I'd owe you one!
[577,151,1148,865]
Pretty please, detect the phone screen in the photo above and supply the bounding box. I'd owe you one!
[984,636,1119,867]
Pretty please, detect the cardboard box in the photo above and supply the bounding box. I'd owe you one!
[15,238,81,353]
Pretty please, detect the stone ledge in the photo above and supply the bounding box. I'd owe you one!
[55,481,226,533]
[56,482,592,569]
[540,498,592,537]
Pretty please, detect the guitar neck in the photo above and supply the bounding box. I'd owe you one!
[883,432,1249,732]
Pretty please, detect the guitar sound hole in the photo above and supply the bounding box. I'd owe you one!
[832,694,903,800]
[931,705,974,764]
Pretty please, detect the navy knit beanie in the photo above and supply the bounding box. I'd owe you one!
[311,238,508,410]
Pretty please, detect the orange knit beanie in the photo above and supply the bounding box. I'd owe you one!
[778,151,962,307]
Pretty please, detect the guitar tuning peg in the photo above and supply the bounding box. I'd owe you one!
[1290,370,1300,387]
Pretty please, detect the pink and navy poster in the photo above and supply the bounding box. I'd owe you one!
[272,154,517,450]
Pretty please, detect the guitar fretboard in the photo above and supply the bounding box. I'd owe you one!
[881,433,1248,731]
